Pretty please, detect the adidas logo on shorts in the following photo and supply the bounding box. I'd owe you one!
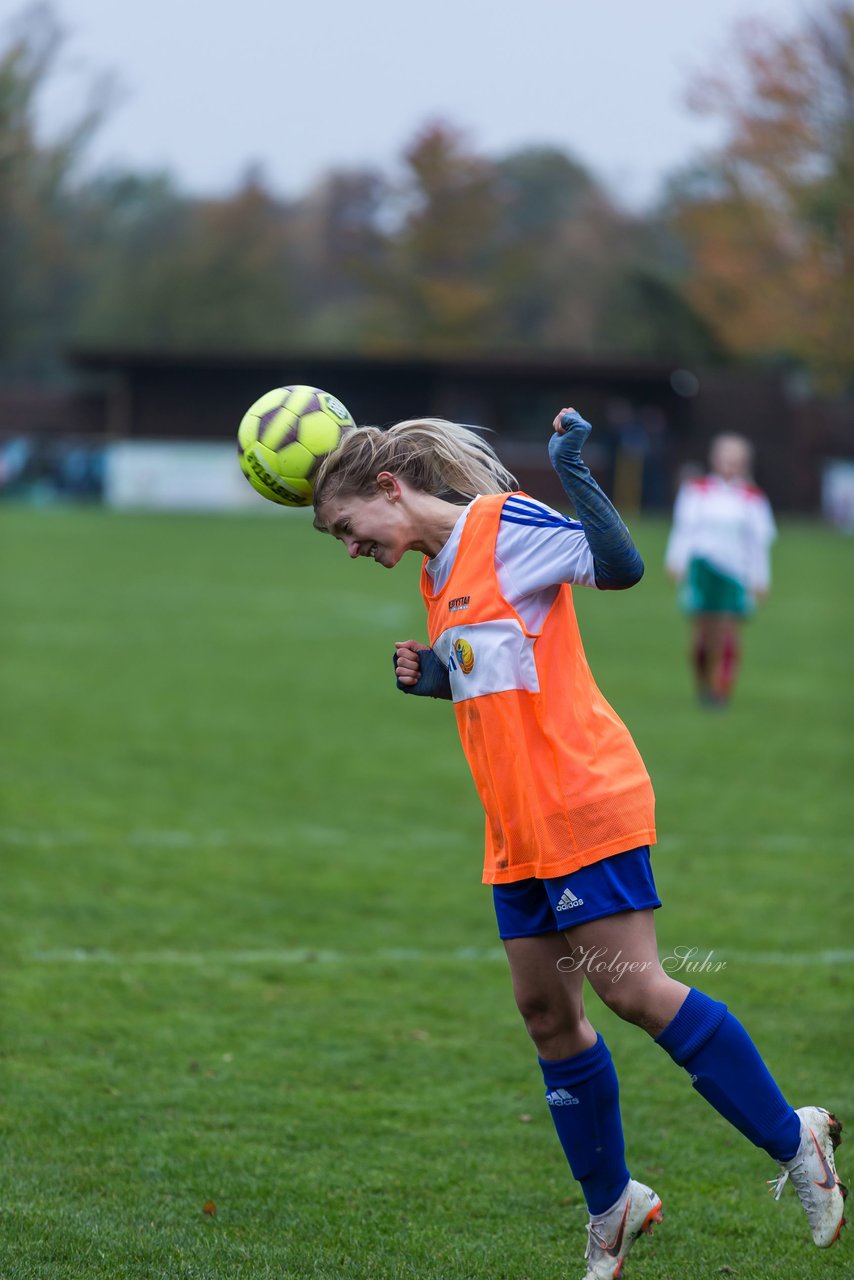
[556,888,584,911]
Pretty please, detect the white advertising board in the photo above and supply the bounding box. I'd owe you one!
[821,459,854,533]
[104,441,287,512]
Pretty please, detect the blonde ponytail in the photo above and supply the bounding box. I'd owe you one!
[313,418,517,516]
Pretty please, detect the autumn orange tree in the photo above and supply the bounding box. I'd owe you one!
[0,6,725,374]
[333,125,716,360]
[667,0,854,392]
[346,123,505,349]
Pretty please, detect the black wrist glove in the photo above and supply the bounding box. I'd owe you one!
[393,649,453,699]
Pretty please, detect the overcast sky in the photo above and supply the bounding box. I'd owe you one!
[24,0,809,210]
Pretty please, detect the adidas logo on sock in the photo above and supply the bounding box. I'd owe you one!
[556,888,584,911]
[546,1087,580,1106]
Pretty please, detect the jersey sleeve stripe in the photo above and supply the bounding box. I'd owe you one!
[500,512,585,531]
[503,497,582,528]
[503,496,557,516]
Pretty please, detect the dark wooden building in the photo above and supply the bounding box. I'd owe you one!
[5,347,849,510]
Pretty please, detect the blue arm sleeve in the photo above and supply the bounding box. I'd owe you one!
[393,648,452,699]
[548,411,644,590]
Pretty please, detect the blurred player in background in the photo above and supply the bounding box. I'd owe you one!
[665,434,776,706]
[313,411,844,1279]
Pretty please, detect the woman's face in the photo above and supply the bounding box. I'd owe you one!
[710,437,751,482]
[317,489,413,568]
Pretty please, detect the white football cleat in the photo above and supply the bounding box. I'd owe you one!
[582,1179,663,1279]
[769,1106,847,1247]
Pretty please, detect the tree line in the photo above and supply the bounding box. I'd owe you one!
[2,1,852,394]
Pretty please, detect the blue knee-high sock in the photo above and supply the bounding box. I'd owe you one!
[655,987,801,1162]
[539,1034,630,1215]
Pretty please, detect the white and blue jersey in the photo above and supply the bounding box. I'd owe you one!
[426,494,596,632]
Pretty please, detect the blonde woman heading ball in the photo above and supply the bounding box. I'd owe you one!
[312,409,844,1278]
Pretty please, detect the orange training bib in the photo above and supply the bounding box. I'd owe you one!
[420,494,656,884]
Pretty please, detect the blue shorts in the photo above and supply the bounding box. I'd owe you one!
[492,846,661,940]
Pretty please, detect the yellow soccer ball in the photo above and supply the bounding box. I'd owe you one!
[237,385,355,506]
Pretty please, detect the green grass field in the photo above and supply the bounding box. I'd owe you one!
[1,506,852,1280]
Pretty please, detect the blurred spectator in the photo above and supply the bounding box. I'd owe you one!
[0,435,105,502]
[639,404,668,509]
[606,399,648,515]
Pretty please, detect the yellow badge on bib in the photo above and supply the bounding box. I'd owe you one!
[454,637,475,675]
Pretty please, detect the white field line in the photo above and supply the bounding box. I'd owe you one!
[7,831,850,971]
[1,824,460,851]
[1,826,348,849]
[6,828,843,856]
[27,945,854,968]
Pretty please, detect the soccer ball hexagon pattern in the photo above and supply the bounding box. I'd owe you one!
[238,385,356,506]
